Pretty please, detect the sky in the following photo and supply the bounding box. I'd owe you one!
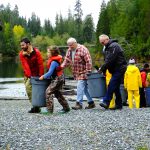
[0,0,109,27]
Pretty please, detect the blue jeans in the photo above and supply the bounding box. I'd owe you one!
[103,71,123,107]
[77,80,93,105]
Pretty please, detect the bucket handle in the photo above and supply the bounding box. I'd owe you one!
[35,78,40,81]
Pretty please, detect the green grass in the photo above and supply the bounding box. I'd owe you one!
[136,145,149,150]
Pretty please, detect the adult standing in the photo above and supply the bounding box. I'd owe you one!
[61,37,95,110]
[19,37,44,113]
[99,34,127,110]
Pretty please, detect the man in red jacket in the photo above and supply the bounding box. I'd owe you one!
[19,38,44,113]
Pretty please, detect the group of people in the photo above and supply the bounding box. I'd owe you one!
[19,34,149,114]
[19,37,95,113]
[99,35,149,110]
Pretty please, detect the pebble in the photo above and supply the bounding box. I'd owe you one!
[0,100,149,150]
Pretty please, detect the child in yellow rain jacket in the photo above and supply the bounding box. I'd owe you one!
[124,58,142,109]
[106,70,115,109]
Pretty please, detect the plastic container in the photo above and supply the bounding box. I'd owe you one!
[120,84,127,103]
[87,72,106,98]
[145,87,150,107]
[30,77,50,107]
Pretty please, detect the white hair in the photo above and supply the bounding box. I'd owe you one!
[67,37,77,44]
[99,34,109,40]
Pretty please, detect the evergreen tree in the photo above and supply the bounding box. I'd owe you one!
[96,0,110,51]
[28,12,41,37]
[74,0,83,43]
[43,19,54,37]
[55,13,65,35]
[83,14,94,43]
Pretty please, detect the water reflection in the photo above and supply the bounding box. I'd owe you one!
[0,57,23,78]
[0,57,72,78]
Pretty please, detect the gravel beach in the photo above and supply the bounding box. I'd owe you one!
[0,79,150,150]
[0,100,150,150]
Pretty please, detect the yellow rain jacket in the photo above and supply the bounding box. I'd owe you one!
[146,72,150,87]
[124,65,142,90]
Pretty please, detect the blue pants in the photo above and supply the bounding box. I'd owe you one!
[103,71,123,107]
[77,80,93,105]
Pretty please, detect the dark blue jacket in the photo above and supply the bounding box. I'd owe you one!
[101,39,127,74]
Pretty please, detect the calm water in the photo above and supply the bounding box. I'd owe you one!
[0,58,23,78]
[0,57,72,78]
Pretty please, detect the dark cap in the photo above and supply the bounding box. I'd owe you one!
[144,63,149,68]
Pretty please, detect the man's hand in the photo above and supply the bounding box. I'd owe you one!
[56,66,63,71]
[60,64,64,69]
[94,65,99,71]
[97,68,106,76]
[98,67,102,73]
[86,71,91,76]
[39,75,44,80]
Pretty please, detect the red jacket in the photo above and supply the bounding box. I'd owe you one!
[62,44,92,80]
[47,55,63,77]
[19,48,44,78]
[140,71,147,88]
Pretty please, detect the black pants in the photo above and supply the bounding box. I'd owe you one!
[139,88,146,107]
[103,71,123,107]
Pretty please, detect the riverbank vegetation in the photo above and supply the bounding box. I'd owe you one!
[0,0,150,63]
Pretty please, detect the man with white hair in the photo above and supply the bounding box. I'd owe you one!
[99,34,127,110]
[61,37,95,110]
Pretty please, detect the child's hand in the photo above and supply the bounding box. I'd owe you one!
[56,66,62,71]
[39,75,44,80]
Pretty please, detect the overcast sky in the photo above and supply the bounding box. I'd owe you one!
[0,0,109,26]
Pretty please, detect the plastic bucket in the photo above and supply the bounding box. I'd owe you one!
[87,72,106,98]
[145,87,150,107]
[30,77,50,107]
[120,84,127,103]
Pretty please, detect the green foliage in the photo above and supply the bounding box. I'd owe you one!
[96,0,110,51]
[74,0,83,43]
[0,3,95,57]
[13,25,26,52]
[28,13,41,37]
[55,33,70,45]
[96,0,150,61]
[136,145,149,150]
[83,14,95,43]
[32,33,70,52]
[32,35,55,51]
[2,0,150,61]
[2,23,16,56]
[43,19,54,37]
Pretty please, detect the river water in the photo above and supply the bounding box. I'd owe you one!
[0,58,76,99]
[0,58,26,99]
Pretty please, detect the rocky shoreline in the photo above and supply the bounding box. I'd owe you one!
[0,100,150,150]
[0,78,150,150]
